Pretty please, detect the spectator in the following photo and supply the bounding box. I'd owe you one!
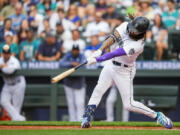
[153,0,167,15]
[84,36,102,58]
[0,18,17,44]
[20,19,30,32]
[23,0,32,13]
[83,11,110,42]
[37,0,56,16]
[19,28,40,61]
[63,29,86,53]
[78,0,88,8]
[37,18,51,37]
[0,0,4,12]
[38,30,62,61]
[78,0,88,18]
[59,45,86,121]
[56,21,65,43]
[9,3,26,31]
[0,31,19,57]
[103,4,124,31]
[151,14,168,60]
[50,8,76,30]
[17,20,30,44]
[82,4,96,27]
[44,7,53,19]
[147,14,168,60]
[126,0,141,17]
[50,8,76,40]
[28,5,44,29]
[118,0,133,8]
[162,0,178,29]
[0,0,18,19]
[0,45,26,121]
[95,0,107,14]
[139,0,154,20]
[67,4,81,27]
[55,20,74,43]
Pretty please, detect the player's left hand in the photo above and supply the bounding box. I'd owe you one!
[87,57,97,66]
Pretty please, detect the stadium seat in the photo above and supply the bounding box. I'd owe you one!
[134,85,178,109]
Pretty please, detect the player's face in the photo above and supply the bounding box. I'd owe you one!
[2,53,11,61]
[72,49,79,57]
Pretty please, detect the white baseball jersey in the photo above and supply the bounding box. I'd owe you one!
[0,56,24,85]
[110,22,145,66]
[88,22,157,120]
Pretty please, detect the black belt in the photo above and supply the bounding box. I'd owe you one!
[112,61,129,68]
[7,79,21,86]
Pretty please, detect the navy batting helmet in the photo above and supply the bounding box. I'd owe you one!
[127,16,149,40]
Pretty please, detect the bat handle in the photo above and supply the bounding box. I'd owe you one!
[74,61,87,70]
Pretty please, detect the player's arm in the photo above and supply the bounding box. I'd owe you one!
[96,47,126,62]
[1,59,20,74]
[87,47,126,65]
[90,30,121,58]
[99,30,120,51]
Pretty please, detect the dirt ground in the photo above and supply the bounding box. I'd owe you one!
[0,126,180,130]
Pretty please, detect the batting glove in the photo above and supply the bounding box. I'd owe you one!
[87,57,97,66]
[91,49,102,58]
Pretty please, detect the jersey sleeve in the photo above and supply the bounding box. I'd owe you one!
[123,40,144,57]
[115,22,128,37]
[1,57,20,74]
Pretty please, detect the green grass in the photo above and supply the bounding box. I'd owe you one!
[0,129,180,135]
[1,122,180,135]
[0,121,180,127]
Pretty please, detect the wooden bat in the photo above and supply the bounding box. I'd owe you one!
[51,61,87,83]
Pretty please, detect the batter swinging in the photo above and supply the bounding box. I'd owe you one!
[81,16,173,129]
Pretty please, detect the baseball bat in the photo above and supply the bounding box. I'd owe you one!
[51,61,87,83]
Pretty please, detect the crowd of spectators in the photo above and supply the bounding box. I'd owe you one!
[0,0,180,63]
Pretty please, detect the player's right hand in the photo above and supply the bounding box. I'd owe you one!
[91,49,102,58]
[86,57,97,66]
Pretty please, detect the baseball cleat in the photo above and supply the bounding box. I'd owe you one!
[81,117,91,128]
[81,105,96,128]
[156,112,173,129]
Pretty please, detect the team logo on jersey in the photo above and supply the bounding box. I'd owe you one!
[129,48,135,55]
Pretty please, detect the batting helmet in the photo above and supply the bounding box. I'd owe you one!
[127,16,149,40]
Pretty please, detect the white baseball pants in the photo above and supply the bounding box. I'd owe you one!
[89,62,157,119]
[0,77,26,121]
[64,86,85,121]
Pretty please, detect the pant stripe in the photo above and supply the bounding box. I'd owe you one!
[129,68,156,115]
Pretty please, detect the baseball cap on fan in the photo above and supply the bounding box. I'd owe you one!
[2,44,11,54]
[72,44,79,50]
[46,30,56,37]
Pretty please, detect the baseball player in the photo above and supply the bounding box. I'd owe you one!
[0,45,26,121]
[81,16,173,129]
